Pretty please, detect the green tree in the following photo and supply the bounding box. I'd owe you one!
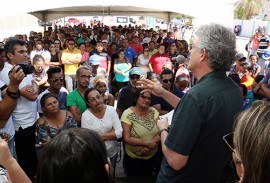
[234,0,263,20]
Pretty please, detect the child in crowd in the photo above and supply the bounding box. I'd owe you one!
[239,61,254,90]
[249,54,261,79]
[32,55,48,93]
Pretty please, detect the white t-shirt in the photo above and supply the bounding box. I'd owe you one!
[138,54,150,65]
[12,74,38,130]
[81,105,123,158]
[0,62,13,85]
[0,80,15,138]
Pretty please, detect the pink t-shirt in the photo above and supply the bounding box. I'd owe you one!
[149,53,171,74]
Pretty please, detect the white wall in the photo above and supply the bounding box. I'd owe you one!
[234,19,270,38]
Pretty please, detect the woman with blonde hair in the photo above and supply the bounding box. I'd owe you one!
[224,100,270,183]
[93,76,115,107]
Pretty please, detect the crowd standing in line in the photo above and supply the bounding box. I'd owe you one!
[0,21,269,183]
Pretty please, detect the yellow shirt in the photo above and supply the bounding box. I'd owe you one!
[241,77,254,90]
[121,107,159,160]
[62,48,82,75]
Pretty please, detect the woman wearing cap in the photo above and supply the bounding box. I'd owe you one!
[114,49,132,91]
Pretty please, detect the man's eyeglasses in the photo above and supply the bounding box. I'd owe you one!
[52,77,63,83]
[144,50,150,52]
[140,95,152,101]
[79,75,91,79]
[130,75,140,80]
[162,79,173,83]
[223,132,235,153]
[171,45,176,47]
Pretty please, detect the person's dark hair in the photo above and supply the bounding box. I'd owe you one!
[54,38,63,50]
[110,42,117,47]
[36,128,109,183]
[46,67,62,79]
[78,42,86,48]
[229,73,240,84]
[40,93,58,109]
[76,66,92,76]
[238,84,247,97]
[146,71,160,82]
[157,44,165,48]
[143,45,149,52]
[4,38,26,60]
[148,41,155,45]
[241,61,253,72]
[180,40,189,52]
[84,88,101,108]
[249,54,258,60]
[132,89,144,106]
[160,68,173,80]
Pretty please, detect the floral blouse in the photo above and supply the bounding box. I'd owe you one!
[36,113,77,145]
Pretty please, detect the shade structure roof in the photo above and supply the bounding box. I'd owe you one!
[0,0,237,27]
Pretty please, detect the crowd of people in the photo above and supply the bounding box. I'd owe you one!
[0,22,269,183]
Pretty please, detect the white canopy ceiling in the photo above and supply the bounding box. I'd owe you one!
[1,0,238,27]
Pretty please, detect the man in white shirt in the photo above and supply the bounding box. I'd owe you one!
[0,38,38,180]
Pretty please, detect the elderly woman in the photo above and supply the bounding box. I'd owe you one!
[223,100,270,183]
[36,93,77,147]
[121,89,160,177]
[81,88,122,169]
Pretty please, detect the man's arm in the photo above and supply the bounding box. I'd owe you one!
[20,80,39,101]
[0,139,31,183]
[61,52,73,64]
[0,66,24,121]
[157,119,189,171]
[68,106,82,123]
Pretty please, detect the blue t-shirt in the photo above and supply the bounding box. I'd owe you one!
[118,47,137,65]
